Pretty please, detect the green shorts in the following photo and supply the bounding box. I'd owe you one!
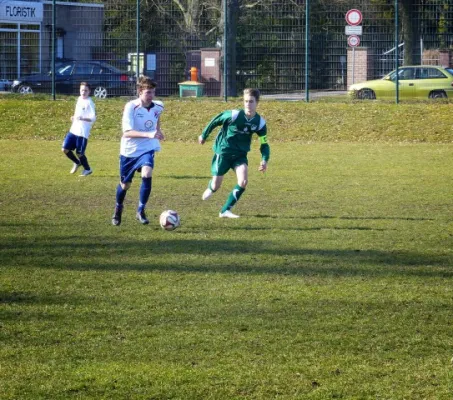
[210,153,248,176]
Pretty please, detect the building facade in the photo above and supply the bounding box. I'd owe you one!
[0,0,103,80]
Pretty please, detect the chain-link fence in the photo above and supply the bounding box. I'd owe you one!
[1,0,452,100]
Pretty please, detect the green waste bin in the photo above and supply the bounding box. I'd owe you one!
[178,81,204,97]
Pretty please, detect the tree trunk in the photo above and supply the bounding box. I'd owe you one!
[221,0,238,97]
[400,0,415,65]
[226,0,238,97]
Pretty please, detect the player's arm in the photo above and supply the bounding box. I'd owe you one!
[198,110,232,144]
[155,116,165,140]
[154,101,165,139]
[71,99,83,122]
[79,100,96,123]
[123,129,163,140]
[257,125,270,172]
[87,100,96,123]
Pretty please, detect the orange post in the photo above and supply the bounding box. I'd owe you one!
[190,67,198,82]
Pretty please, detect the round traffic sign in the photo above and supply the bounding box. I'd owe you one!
[345,9,362,26]
[347,35,360,47]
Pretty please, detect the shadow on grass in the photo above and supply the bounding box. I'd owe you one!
[1,236,451,278]
[227,226,387,232]
[0,291,78,306]
[162,175,208,180]
[254,214,436,222]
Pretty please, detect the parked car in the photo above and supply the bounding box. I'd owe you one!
[11,61,135,98]
[0,79,12,91]
[348,65,453,100]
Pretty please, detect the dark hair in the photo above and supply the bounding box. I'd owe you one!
[243,88,260,102]
[80,82,90,90]
[137,75,157,92]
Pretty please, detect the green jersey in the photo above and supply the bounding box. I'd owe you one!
[201,109,270,161]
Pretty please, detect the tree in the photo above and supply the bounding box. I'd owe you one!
[400,0,416,65]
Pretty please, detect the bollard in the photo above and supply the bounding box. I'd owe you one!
[190,67,198,82]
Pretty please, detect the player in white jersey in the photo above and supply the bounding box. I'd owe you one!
[62,82,96,176]
[112,76,165,226]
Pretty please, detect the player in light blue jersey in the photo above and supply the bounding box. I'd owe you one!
[199,88,270,218]
[112,76,164,226]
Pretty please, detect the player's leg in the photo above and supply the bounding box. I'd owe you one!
[76,137,92,176]
[136,165,153,224]
[219,162,248,218]
[202,154,226,200]
[112,180,130,226]
[202,175,224,200]
[112,156,133,226]
[62,133,81,173]
[136,151,155,225]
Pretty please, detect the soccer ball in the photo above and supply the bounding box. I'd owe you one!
[159,210,181,231]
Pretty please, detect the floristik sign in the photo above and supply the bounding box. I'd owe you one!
[0,1,43,23]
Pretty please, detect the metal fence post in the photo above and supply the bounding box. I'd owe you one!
[223,0,228,102]
[305,0,310,102]
[395,0,399,104]
[136,0,140,82]
[51,0,56,100]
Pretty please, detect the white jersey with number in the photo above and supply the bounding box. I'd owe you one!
[69,96,96,139]
[120,99,164,158]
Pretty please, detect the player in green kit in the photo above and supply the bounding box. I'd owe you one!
[198,88,270,218]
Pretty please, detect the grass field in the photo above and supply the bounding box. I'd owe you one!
[1,94,453,143]
[1,96,453,399]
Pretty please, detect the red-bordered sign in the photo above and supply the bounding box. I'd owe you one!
[347,35,360,47]
[345,9,362,26]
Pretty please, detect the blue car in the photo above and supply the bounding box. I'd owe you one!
[11,60,135,98]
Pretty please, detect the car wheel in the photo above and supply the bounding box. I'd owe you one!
[93,86,108,99]
[357,88,376,100]
[429,90,447,99]
[19,85,33,95]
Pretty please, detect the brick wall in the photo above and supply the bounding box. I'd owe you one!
[347,47,372,86]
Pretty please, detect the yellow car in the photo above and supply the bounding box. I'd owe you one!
[348,65,453,100]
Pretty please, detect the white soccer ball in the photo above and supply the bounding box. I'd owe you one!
[159,210,181,231]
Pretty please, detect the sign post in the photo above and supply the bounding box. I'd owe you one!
[345,9,362,85]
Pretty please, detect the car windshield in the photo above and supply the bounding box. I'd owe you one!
[386,69,413,81]
[446,68,453,75]
[385,71,395,80]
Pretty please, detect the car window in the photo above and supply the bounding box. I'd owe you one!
[92,64,102,74]
[57,64,74,76]
[445,68,453,76]
[418,68,447,79]
[398,68,415,80]
[73,63,93,75]
[100,66,114,74]
[99,63,122,74]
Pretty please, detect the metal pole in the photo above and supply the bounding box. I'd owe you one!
[395,0,399,104]
[17,25,21,79]
[305,0,309,102]
[51,0,56,100]
[352,47,355,84]
[420,37,423,64]
[136,0,140,81]
[223,0,227,102]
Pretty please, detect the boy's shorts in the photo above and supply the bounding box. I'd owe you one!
[120,150,155,183]
[62,132,88,156]
[210,153,248,176]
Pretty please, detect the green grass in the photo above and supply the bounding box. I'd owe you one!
[1,94,453,143]
[1,135,452,398]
